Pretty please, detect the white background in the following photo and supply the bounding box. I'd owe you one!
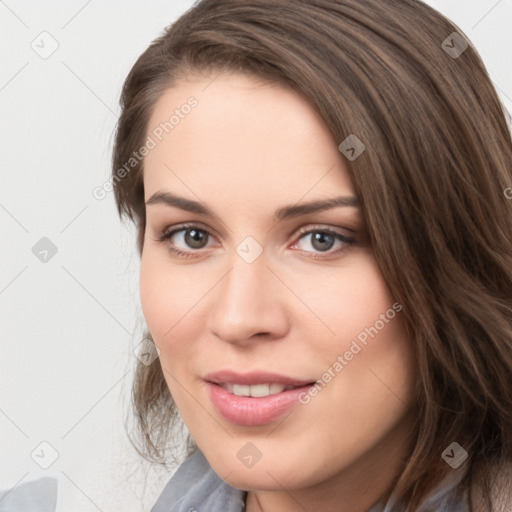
[1,1,511,511]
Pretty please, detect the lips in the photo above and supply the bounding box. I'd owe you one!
[204,370,314,388]
[204,370,316,426]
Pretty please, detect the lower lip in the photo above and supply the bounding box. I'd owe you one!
[206,382,313,426]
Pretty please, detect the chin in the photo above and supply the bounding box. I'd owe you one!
[205,449,316,492]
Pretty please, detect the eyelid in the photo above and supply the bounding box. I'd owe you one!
[158,221,218,241]
[290,224,355,243]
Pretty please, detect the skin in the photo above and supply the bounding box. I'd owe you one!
[140,71,418,512]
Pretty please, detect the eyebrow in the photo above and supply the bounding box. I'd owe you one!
[145,191,359,220]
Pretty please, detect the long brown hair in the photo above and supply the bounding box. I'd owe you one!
[112,1,512,509]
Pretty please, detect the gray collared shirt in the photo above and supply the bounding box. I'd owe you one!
[151,449,469,512]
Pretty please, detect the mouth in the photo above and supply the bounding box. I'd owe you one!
[204,370,317,426]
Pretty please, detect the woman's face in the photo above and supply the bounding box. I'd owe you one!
[140,72,417,504]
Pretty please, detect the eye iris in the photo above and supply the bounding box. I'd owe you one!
[311,232,335,251]
[185,229,208,248]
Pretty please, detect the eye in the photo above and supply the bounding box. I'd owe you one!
[155,224,355,259]
[292,228,355,256]
[156,224,217,256]
[177,228,210,249]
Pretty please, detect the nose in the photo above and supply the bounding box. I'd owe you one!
[207,255,290,346]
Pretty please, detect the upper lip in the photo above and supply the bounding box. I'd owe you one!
[204,370,315,387]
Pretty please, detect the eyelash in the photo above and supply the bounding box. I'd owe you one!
[155,223,356,260]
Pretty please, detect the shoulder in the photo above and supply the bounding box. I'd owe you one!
[151,448,247,512]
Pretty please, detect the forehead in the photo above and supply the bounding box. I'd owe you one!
[143,72,354,203]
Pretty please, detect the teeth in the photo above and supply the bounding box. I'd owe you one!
[222,383,291,397]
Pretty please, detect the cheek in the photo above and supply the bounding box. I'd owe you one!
[139,255,204,409]
[304,255,416,407]
[140,253,194,346]
[301,254,400,348]
[139,251,213,369]
[140,256,173,341]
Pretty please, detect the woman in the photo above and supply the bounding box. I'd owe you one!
[112,0,512,510]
